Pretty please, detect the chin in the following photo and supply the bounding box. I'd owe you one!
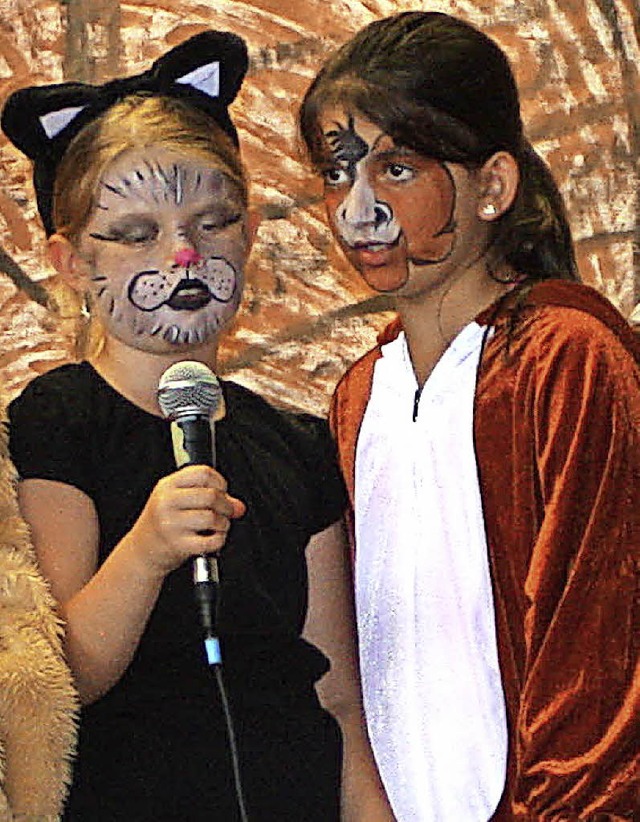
[115,310,236,353]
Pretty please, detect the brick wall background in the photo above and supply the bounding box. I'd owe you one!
[1,0,638,413]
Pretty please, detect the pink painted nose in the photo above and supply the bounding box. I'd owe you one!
[174,248,203,267]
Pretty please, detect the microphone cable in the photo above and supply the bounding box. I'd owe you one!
[211,664,250,822]
[194,555,249,822]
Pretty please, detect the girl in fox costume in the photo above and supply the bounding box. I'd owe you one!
[300,11,639,821]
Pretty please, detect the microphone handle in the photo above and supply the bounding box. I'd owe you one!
[174,414,215,467]
[171,414,222,666]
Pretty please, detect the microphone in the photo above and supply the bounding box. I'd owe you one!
[157,360,226,667]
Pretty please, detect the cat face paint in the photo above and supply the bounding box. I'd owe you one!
[319,109,457,293]
[79,146,247,352]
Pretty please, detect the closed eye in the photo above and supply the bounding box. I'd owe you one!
[89,222,158,245]
[195,211,242,233]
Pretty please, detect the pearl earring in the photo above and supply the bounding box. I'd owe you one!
[481,203,498,217]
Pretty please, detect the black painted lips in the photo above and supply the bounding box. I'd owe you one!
[166,280,212,311]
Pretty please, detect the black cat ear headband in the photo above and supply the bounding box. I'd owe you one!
[1,30,249,235]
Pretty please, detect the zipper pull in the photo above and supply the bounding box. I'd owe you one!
[412,387,421,422]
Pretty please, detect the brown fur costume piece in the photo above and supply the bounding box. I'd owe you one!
[0,401,77,821]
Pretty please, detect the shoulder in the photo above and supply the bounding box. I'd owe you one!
[523,280,639,360]
[481,282,640,428]
[332,318,401,405]
[9,362,95,424]
[491,280,640,368]
[222,381,346,531]
[330,317,402,440]
[10,361,94,408]
[223,380,333,457]
[7,360,124,467]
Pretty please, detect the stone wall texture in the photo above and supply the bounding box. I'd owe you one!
[0,0,638,414]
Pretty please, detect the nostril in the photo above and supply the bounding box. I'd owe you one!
[174,248,202,267]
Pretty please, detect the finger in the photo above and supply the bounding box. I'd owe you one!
[229,496,246,519]
[170,464,228,492]
[177,509,224,535]
[169,489,238,520]
[183,531,230,556]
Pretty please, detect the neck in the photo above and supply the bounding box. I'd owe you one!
[395,264,513,385]
[90,335,220,417]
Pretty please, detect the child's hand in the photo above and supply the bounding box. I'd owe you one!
[129,464,246,578]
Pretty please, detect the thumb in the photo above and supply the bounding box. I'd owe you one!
[228,495,246,519]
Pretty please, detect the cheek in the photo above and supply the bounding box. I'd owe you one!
[391,175,455,262]
[89,251,153,315]
[199,228,247,265]
[92,247,146,281]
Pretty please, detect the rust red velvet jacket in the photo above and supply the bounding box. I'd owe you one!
[330,281,639,821]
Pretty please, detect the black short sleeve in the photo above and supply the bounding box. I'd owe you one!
[8,364,95,498]
[280,411,348,538]
[218,385,348,546]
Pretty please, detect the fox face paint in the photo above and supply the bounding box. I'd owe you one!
[80,146,246,350]
[320,110,456,293]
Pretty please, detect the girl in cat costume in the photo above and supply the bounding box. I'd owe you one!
[3,31,391,821]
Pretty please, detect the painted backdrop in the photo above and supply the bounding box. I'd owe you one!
[0,0,638,412]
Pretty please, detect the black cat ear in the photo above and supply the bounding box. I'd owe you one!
[152,30,248,108]
[1,82,102,235]
[1,83,97,163]
[39,103,87,139]
[147,30,248,148]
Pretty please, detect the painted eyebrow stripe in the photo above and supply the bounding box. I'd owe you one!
[154,161,171,186]
[173,163,183,205]
[102,182,127,197]
[369,133,394,155]
[152,160,180,205]
[142,160,161,203]
[325,114,370,169]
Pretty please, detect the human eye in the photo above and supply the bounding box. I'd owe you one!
[322,165,350,187]
[195,209,242,234]
[123,224,158,244]
[89,220,158,246]
[383,162,415,182]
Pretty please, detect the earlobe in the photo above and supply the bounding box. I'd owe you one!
[477,151,519,221]
[47,234,86,289]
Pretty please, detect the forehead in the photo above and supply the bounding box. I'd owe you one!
[98,146,237,201]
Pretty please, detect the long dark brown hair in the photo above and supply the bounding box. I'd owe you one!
[299,11,578,284]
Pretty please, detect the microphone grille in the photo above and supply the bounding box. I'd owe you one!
[157,360,222,420]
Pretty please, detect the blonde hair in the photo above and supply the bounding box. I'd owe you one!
[50,94,247,357]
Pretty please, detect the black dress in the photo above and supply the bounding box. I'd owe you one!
[9,362,347,821]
